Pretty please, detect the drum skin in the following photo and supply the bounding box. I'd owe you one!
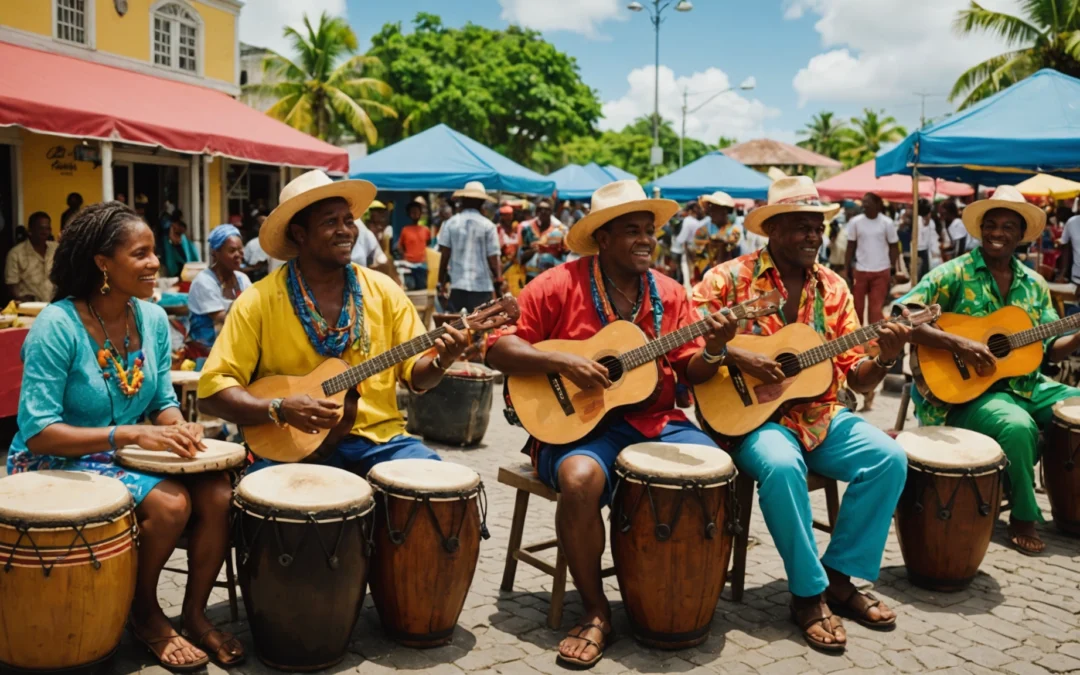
[610,479,733,649]
[236,509,372,671]
[0,511,137,671]
[369,491,481,647]
[895,464,1003,591]
[1045,418,1080,535]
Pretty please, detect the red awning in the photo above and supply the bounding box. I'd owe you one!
[817,159,973,204]
[0,42,347,173]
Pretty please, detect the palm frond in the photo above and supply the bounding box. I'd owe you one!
[327,86,378,144]
[954,1,1045,46]
[336,77,393,98]
[949,50,1027,101]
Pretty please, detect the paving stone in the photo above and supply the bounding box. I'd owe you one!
[1035,653,1080,673]
[912,645,964,670]
[1003,664,1053,675]
[959,645,1016,669]
[882,649,924,673]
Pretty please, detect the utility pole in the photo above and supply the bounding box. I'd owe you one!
[914,91,942,128]
[680,88,688,168]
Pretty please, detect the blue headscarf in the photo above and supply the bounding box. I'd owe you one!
[208,224,242,251]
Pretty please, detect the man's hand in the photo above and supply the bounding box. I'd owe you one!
[727,348,786,384]
[280,395,342,434]
[434,323,470,365]
[554,353,611,390]
[876,321,911,363]
[956,337,997,377]
[702,309,738,355]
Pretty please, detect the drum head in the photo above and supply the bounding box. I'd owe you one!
[235,464,374,520]
[1053,397,1080,426]
[615,443,735,488]
[116,439,246,474]
[896,427,1005,475]
[367,459,480,500]
[169,370,202,386]
[0,471,132,526]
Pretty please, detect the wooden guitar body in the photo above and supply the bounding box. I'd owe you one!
[243,358,358,463]
[912,306,1043,405]
[506,321,660,445]
[695,323,835,437]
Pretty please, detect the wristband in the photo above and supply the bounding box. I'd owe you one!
[702,345,727,365]
[268,398,286,426]
[873,354,898,369]
[433,354,448,372]
[108,426,118,452]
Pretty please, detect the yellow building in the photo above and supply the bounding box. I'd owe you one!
[0,0,345,281]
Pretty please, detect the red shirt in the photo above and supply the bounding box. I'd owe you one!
[502,257,702,442]
[398,224,431,263]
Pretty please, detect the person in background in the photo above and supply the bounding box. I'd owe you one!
[5,211,57,302]
[350,214,402,286]
[845,192,898,325]
[520,199,569,283]
[187,224,252,353]
[690,192,741,283]
[161,218,201,278]
[941,200,967,258]
[1058,206,1080,285]
[366,200,393,259]
[396,200,431,291]
[828,221,848,276]
[134,194,149,223]
[60,192,83,231]
[673,201,705,286]
[242,215,272,282]
[437,181,504,312]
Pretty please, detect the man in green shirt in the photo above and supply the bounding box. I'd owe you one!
[900,186,1080,555]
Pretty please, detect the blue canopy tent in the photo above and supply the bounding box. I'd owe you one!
[583,162,616,185]
[349,123,556,194]
[876,69,1080,185]
[644,151,771,200]
[604,165,638,182]
[547,164,605,200]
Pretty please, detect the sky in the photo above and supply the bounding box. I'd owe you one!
[239,0,1024,149]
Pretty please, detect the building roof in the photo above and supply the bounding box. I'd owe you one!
[722,138,842,169]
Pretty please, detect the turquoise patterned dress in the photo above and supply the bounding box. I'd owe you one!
[6,299,180,505]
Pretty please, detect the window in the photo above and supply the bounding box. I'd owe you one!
[152,3,200,73]
[55,0,88,45]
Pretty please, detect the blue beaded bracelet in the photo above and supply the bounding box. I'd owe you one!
[108,426,118,452]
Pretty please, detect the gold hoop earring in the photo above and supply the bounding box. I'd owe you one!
[100,270,110,295]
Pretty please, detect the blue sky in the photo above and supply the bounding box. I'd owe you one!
[241,0,1021,146]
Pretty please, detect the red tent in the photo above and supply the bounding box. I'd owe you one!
[816,159,973,203]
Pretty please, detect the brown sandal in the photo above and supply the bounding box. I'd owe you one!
[555,621,610,670]
[826,589,896,631]
[790,602,846,653]
[185,627,246,667]
[1008,525,1045,556]
[131,629,210,672]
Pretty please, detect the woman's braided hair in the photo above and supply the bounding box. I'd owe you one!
[51,201,143,301]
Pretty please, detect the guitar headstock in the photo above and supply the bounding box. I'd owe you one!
[462,294,521,332]
[735,289,782,320]
[903,304,941,328]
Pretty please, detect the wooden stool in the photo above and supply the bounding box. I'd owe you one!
[163,533,241,623]
[728,471,839,602]
[498,462,616,629]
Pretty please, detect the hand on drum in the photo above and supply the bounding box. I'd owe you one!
[435,323,471,365]
[133,425,206,458]
[281,395,342,434]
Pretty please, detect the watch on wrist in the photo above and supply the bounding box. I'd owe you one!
[268,398,286,426]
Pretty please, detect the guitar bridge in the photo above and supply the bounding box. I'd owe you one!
[951,351,971,380]
[728,366,753,407]
[548,374,576,416]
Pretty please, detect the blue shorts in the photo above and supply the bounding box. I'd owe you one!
[249,434,440,477]
[535,420,717,506]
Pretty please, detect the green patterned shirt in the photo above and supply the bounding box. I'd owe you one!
[898,247,1060,425]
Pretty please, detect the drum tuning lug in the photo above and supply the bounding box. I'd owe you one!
[444,537,460,554]
[91,560,101,570]
[619,516,631,534]
[728,523,743,536]
[913,503,924,514]
[389,531,406,545]
[937,508,951,521]
[978,503,991,516]
[278,553,293,567]
[654,523,671,541]
[480,524,491,540]
[328,555,340,570]
[705,522,718,539]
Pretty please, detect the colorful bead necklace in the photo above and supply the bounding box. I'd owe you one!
[285,260,370,357]
[88,299,145,397]
[589,255,664,337]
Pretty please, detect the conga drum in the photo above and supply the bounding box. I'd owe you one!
[116,438,246,474]
[367,459,487,647]
[1046,398,1080,535]
[895,427,1006,591]
[406,363,495,446]
[234,465,374,671]
[610,442,736,649]
[0,471,137,671]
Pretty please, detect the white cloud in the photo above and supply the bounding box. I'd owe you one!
[790,0,1024,108]
[497,0,624,37]
[238,0,347,56]
[600,65,784,144]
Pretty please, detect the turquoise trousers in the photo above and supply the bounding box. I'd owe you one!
[735,409,907,598]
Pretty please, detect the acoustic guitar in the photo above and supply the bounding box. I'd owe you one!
[243,295,520,463]
[695,305,941,437]
[506,291,781,445]
[912,305,1080,405]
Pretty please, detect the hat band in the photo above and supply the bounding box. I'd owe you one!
[773,194,825,207]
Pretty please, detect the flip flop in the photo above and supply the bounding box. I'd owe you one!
[131,628,210,672]
[183,626,246,667]
[826,589,896,631]
[555,621,610,670]
[790,602,846,654]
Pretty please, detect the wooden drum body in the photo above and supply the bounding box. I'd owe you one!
[1046,399,1080,535]
[0,471,137,671]
[895,428,1005,591]
[368,459,487,647]
[234,465,375,672]
[610,443,735,649]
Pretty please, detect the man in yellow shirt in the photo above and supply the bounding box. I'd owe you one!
[198,171,469,474]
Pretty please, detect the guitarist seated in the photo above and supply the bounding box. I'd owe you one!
[692,176,910,654]
[487,180,738,670]
[197,171,469,474]
[899,186,1080,556]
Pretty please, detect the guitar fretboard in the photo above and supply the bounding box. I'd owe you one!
[321,322,459,395]
[620,303,757,371]
[795,318,911,369]
[1008,312,1080,349]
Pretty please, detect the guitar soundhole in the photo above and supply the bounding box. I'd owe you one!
[776,352,801,378]
[987,334,1011,359]
[598,356,625,382]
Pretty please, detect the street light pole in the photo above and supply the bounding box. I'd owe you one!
[679,77,755,168]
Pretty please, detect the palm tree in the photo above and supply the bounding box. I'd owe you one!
[797,111,846,159]
[245,12,396,144]
[839,109,907,167]
[951,0,1080,109]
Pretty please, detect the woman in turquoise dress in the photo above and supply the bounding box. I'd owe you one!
[7,203,244,670]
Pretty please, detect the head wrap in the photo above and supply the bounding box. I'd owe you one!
[498,205,514,215]
[208,224,242,251]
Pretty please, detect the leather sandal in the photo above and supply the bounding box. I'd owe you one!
[790,602,846,653]
[826,588,896,631]
[184,626,246,667]
[130,628,210,672]
[555,621,610,670]
[1008,524,1045,556]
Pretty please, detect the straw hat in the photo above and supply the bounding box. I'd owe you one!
[565,180,679,256]
[962,184,1045,244]
[743,176,840,237]
[700,191,736,209]
[453,180,496,202]
[260,170,377,260]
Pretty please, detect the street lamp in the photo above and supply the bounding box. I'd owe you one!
[627,0,694,179]
[679,77,755,167]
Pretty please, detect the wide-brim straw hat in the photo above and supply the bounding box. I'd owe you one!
[743,175,840,237]
[261,170,377,260]
[700,191,736,209]
[453,180,496,202]
[962,184,1045,244]
[566,180,679,256]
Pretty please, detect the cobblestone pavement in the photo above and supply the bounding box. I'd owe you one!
[9,385,1080,675]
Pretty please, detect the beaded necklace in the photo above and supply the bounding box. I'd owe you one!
[88,299,145,397]
[589,256,663,338]
[285,260,370,357]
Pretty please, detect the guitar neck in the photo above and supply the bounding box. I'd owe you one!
[795,319,894,369]
[321,320,462,395]
[620,303,756,371]
[1009,312,1080,349]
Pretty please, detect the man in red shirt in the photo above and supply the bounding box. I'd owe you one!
[488,180,737,669]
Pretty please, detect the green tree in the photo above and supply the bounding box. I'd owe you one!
[715,136,737,150]
[951,0,1080,108]
[367,13,602,163]
[245,12,396,144]
[839,109,907,167]
[797,111,846,159]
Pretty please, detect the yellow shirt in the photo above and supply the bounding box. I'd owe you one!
[197,264,426,443]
